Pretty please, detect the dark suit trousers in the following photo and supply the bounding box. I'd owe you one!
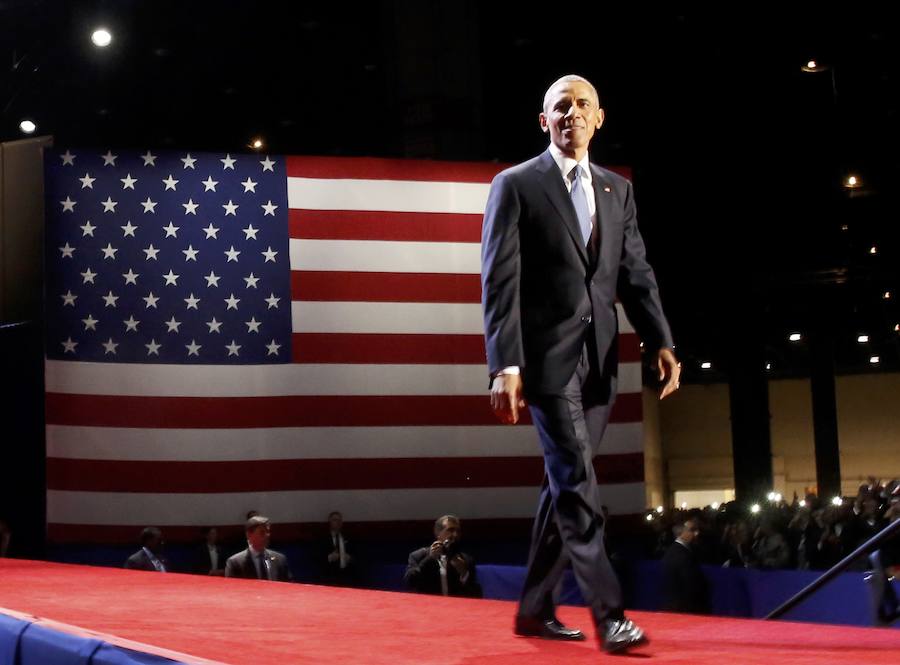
[517,340,623,626]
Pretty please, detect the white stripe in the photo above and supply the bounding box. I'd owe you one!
[291,301,484,334]
[46,422,644,461]
[287,177,491,215]
[47,483,646,525]
[45,360,643,397]
[290,239,480,274]
[291,299,635,336]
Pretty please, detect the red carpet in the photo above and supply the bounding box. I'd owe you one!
[0,559,897,664]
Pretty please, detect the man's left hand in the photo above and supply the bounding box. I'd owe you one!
[656,347,681,400]
[449,554,468,577]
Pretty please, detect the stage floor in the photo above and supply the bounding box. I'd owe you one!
[0,559,897,664]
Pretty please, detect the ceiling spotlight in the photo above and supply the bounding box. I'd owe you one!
[656,506,664,514]
[894,324,899,333]
[869,246,878,255]
[840,224,849,231]
[700,362,712,370]
[799,499,807,508]
[844,175,861,189]
[750,503,761,514]
[765,362,772,371]
[249,137,265,150]
[774,493,782,502]
[767,492,776,501]
[91,28,112,48]
[711,502,720,510]
[645,514,653,522]
[801,60,827,72]
[831,496,843,506]
[789,333,802,342]
[19,119,36,134]
[857,335,869,343]
[870,356,880,365]
[680,502,688,509]
[884,291,892,300]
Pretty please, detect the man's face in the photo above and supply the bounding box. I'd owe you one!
[436,519,461,545]
[206,528,218,546]
[681,520,700,544]
[247,524,271,550]
[539,81,604,156]
[329,514,343,532]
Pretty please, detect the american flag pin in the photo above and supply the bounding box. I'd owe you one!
[603,186,611,192]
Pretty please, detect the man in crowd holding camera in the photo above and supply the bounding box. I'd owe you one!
[404,515,482,598]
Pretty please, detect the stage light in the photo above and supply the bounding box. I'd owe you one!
[869,246,878,255]
[711,502,720,510]
[250,137,265,150]
[700,362,712,370]
[750,504,761,514]
[767,492,776,501]
[774,493,782,502]
[91,28,112,47]
[19,119,36,134]
[681,502,687,509]
[656,506,664,514]
[870,356,880,365]
[831,496,843,506]
[844,175,861,189]
[799,499,807,508]
[841,224,849,231]
[801,60,827,72]
[645,514,653,522]
[894,324,899,332]
[857,335,869,343]
[884,291,892,300]
[789,333,802,342]
[765,362,772,371]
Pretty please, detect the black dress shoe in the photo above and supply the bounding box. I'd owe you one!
[601,618,648,653]
[514,615,586,641]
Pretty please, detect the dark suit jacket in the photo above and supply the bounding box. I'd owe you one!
[124,548,168,572]
[481,149,673,397]
[661,541,709,614]
[319,532,356,584]
[404,547,483,598]
[225,548,293,582]
[194,544,226,575]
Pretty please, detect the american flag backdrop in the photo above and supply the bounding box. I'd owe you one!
[43,148,647,544]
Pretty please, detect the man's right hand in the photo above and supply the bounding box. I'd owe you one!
[490,373,526,424]
[428,541,446,560]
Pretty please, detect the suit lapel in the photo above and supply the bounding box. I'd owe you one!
[536,150,589,266]
[590,164,617,277]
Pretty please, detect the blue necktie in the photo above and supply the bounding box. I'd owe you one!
[569,165,593,247]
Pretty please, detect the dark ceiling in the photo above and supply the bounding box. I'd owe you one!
[2,1,898,382]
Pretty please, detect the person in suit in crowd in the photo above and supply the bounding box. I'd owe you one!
[124,527,168,572]
[662,518,709,614]
[195,526,226,576]
[481,73,679,653]
[225,516,293,582]
[321,511,357,586]
[405,515,482,598]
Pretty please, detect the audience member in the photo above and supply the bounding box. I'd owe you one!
[661,518,709,614]
[225,516,293,582]
[320,511,357,586]
[405,515,482,598]
[195,526,226,576]
[124,527,168,572]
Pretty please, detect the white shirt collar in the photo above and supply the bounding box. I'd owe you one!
[548,143,592,184]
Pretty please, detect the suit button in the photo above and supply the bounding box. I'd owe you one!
[581,315,592,324]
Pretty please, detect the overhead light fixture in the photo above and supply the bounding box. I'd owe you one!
[680,502,688,509]
[656,506,664,514]
[19,119,36,134]
[645,514,653,522]
[249,137,265,150]
[700,362,712,370]
[870,246,878,255]
[831,496,843,506]
[884,291,892,300]
[840,224,849,231]
[894,324,899,333]
[789,333,802,342]
[844,175,861,189]
[857,335,869,343]
[91,28,112,48]
[799,499,807,508]
[870,356,880,365]
[765,362,772,371]
[801,60,827,72]
[750,503,761,514]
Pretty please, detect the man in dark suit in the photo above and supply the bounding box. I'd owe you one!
[194,526,226,576]
[481,74,680,654]
[225,516,293,582]
[320,511,358,586]
[662,518,709,613]
[404,515,482,598]
[124,527,168,572]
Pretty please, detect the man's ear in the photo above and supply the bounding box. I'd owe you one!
[539,112,549,133]
[596,108,605,130]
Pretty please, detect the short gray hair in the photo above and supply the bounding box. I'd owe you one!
[542,74,601,113]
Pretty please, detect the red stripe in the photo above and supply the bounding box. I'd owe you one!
[45,453,645,493]
[285,156,632,184]
[291,271,480,304]
[44,393,642,428]
[289,210,482,242]
[46,515,644,545]
[286,156,507,182]
[291,333,642,364]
